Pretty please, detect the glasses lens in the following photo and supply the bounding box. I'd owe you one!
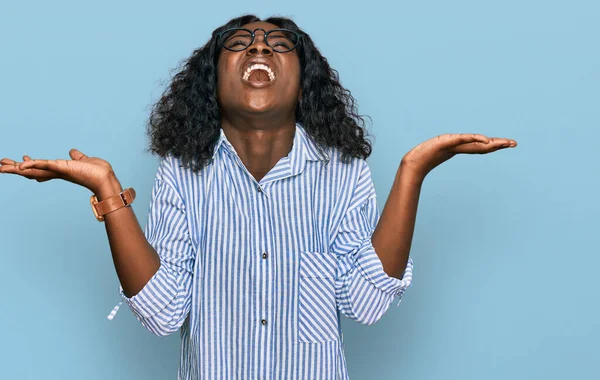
[220,29,253,51]
[267,30,298,52]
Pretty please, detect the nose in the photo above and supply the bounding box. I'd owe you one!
[246,30,272,56]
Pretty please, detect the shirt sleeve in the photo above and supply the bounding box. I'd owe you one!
[107,157,197,337]
[332,160,414,326]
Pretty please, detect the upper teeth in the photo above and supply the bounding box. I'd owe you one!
[243,63,275,81]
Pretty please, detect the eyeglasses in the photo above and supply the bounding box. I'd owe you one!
[216,28,302,53]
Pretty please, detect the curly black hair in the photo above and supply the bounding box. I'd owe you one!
[146,14,372,173]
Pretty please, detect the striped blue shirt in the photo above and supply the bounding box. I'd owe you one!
[107,123,414,379]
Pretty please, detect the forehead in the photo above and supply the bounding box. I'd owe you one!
[240,21,280,31]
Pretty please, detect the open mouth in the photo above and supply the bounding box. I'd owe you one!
[242,63,276,83]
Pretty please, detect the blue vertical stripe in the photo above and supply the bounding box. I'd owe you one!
[108,123,414,379]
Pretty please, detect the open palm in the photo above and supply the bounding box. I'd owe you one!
[402,133,517,177]
[0,149,114,193]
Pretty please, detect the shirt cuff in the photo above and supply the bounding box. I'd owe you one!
[118,264,180,320]
[353,239,414,304]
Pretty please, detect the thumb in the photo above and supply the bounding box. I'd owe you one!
[69,149,87,161]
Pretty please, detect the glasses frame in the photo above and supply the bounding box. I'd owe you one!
[216,28,302,53]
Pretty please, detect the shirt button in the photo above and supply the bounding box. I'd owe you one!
[257,186,262,193]
[262,252,268,259]
[261,319,267,326]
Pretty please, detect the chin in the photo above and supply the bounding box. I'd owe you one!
[243,98,277,114]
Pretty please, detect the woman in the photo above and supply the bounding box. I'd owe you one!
[0,14,516,380]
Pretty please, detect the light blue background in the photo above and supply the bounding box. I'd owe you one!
[1,0,598,379]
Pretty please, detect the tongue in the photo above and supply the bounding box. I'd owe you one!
[248,70,269,82]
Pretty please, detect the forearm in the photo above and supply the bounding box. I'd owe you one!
[372,161,424,279]
[95,174,160,298]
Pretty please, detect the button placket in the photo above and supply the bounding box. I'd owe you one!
[255,182,272,334]
[260,249,269,327]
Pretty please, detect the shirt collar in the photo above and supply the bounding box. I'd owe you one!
[212,129,230,160]
[211,123,330,165]
[294,123,330,162]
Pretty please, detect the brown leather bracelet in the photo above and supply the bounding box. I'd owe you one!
[90,188,136,222]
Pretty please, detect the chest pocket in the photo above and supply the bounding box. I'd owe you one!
[298,251,340,343]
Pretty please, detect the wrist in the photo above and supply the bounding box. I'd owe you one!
[94,174,123,201]
[398,159,427,184]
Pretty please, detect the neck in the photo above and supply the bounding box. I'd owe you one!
[220,114,296,182]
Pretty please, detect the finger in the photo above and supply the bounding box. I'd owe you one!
[20,168,59,181]
[452,141,512,154]
[0,159,15,173]
[490,138,518,149]
[438,133,491,148]
[486,137,518,146]
[23,155,32,161]
[0,158,16,165]
[69,149,87,161]
[0,164,16,173]
[0,162,59,180]
[0,159,24,170]
[0,159,30,174]
[19,158,66,172]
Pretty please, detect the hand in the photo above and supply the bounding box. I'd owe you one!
[0,149,117,194]
[401,134,517,178]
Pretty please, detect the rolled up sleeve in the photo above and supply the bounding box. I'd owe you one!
[108,157,196,337]
[333,162,414,325]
